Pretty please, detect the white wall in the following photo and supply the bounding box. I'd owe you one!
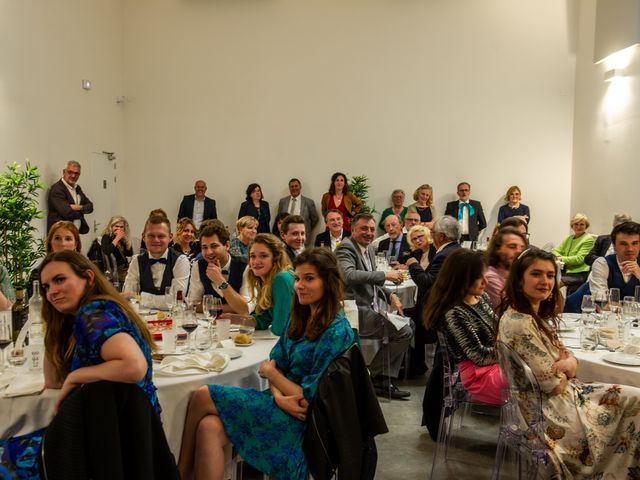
[571,0,640,234]
[121,0,578,245]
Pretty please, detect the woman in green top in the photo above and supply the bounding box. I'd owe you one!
[247,233,295,336]
[552,213,595,293]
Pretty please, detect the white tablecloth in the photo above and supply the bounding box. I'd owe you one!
[384,278,417,308]
[0,337,278,456]
[559,313,640,386]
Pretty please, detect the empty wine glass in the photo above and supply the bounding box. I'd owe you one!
[129,284,141,312]
[609,288,621,314]
[580,295,596,325]
[165,286,176,314]
[202,295,215,321]
[0,315,11,373]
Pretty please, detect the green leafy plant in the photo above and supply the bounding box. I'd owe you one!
[0,161,45,289]
[348,174,376,214]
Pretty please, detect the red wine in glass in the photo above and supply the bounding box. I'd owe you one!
[182,323,198,334]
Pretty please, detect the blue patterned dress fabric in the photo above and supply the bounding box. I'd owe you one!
[0,299,160,479]
[208,314,356,480]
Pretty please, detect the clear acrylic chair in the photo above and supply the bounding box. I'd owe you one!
[492,341,557,480]
[429,331,502,479]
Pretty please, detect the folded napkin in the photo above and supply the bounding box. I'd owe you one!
[2,372,45,398]
[156,351,230,376]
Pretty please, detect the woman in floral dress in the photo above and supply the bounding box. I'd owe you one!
[177,248,356,480]
[498,247,640,479]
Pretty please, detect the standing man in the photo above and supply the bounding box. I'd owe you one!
[178,180,217,229]
[277,178,319,246]
[314,209,351,251]
[336,213,412,399]
[123,216,190,309]
[47,160,94,234]
[186,220,248,314]
[444,182,486,242]
[377,215,412,264]
[280,215,306,263]
[484,227,528,309]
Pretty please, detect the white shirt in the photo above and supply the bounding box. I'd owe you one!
[330,231,344,252]
[287,195,301,215]
[123,249,191,309]
[459,201,470,235]
[239,268,256,313]
[61,178,81,230]
[588,255,637,295]
[186,255,231,305]
[193,198,205,229]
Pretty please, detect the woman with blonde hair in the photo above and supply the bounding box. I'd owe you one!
[229,215,259,263]
[552,213,595,293]
[101,215,134,283]
[246,233,295,336]
[173,217,200,262]
[497,185,530,224]
[406,224,435,270]
[407,184,436,229]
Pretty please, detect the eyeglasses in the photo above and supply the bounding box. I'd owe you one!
[64,169,80,177]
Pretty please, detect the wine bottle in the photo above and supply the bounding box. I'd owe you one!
[28,280,44,345]
[11,288,29,344]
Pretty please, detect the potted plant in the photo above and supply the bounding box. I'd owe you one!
[348,174,376,214]
[0,161,45,290]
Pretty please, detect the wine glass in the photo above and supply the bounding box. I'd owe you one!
[593,290,609,315]
[0,315,11,373]
[181,308,198,353]
[202,295,215,321]
[164,286,176,314]
[580,295,595,325]
[209,298,223,322]
[609,288,621,314]
[129,284,141,312]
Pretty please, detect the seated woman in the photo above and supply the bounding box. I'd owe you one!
[423,249,504,405]
[552,213,595,293]
[377,189,408,231]
[173,217,201,262]
[238,183,271,234]
[246,234,295,336]
[320,172,362,232]
[28,221,83,297]
[407,184,436,230]
[406,224,436,270]
[101,215,134,284]
[497,185,530,224]
[177,248,356,480]
[229,216,258,263]
[498,247,640,478]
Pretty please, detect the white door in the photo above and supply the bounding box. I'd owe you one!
[80,152,117,246]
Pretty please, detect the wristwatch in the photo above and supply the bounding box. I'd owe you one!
[218,281,229,290]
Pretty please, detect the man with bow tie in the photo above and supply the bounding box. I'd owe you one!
[186,220,248,314]
[444,182,487,242]
[123,216,190,309]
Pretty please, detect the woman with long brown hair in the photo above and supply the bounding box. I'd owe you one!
[177,248,356,480]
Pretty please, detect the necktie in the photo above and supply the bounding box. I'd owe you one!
[149,258,167,265]
[390,239,399,258]
[289,197,297,214]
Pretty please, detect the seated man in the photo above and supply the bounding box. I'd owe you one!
[403,210,421,233]
[585,213,633,266]
[186,220,248,314]
[484,227,527,310]
[123,216,190,309]
[314,209,350,251]
[336,213,413,399]
[565,221,640,312]
[280,214,306,263]
[377,214,412,265]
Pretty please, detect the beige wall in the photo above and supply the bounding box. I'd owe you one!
[2,0,579,247]
[571,0,640,234]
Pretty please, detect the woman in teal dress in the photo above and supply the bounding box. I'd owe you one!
[178,248,356,480]
[0,251,161,479]
[246,233,295,336]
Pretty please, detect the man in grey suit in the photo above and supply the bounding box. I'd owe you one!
[336,213,413,399]
[277,178,319,246]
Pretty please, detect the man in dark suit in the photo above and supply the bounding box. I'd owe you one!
[336,213,413,399]
[277,178,319,246]
[177,180,217,229]
[314,209,351,251]
[585,213,633,266]
[377,215,412,264]
[280,215,306,263]
[47,160,94,234]
[444,182,486,242]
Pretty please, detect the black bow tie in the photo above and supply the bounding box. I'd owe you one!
[221,270,229,275]
[149,258,167,265]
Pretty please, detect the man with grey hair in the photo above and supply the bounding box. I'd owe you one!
[47,160,94,234]
[585,213,633,266]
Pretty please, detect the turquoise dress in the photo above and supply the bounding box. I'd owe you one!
[251,270,295,336]
[209,314,356,480]
[0,299,160,479]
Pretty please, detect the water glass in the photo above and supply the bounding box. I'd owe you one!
[129,284,141,312]
[162,330,176,353]
[165,286,176,314]
[216,318,231,341]
[0,315,11,373]
[609,288,621,313]
[579,325,598,351]
[195,326,213,351]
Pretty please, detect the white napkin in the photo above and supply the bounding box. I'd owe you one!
[2,372,45,398]
[0,371,17,390]
[387,312,410,331]
[623,337,640,354]
[156,351,230,376]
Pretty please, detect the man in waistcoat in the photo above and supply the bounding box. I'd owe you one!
[186,220,248,314]
[123,216,190,309]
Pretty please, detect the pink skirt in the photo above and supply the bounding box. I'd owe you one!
[458,360,506,405]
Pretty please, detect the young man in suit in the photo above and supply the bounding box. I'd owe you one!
[314,209,351,251]
[276,178,319,246]
[47,160,94,234]
[336,213,412,399]
[280,214,306,263]
[444,182,487,242]
[177,180,217,229]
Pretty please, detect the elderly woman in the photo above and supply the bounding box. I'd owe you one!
[238,183,271,234]
[378,189,408,231]
[552,213,595,293]
[407,224,435,270]
[407,184,436,229]
[320,172,362,232]
[497,185,530,224]
[230,216,259,263]
[101,215,134,284]
[172,217,200,262]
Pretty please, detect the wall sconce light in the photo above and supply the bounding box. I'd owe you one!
[604,68,625,82]
[82,79,92,90]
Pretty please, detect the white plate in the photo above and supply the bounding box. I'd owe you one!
[602,353,640,366]
[216,348,243,359]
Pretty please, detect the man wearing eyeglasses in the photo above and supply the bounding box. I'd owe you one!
[444,182,486,242]
[47,160,94,234]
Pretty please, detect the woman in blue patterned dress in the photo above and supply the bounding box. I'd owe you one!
[40,250,160,414]
[177,248,356,480]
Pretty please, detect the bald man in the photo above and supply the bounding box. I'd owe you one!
[177,180,217,229]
